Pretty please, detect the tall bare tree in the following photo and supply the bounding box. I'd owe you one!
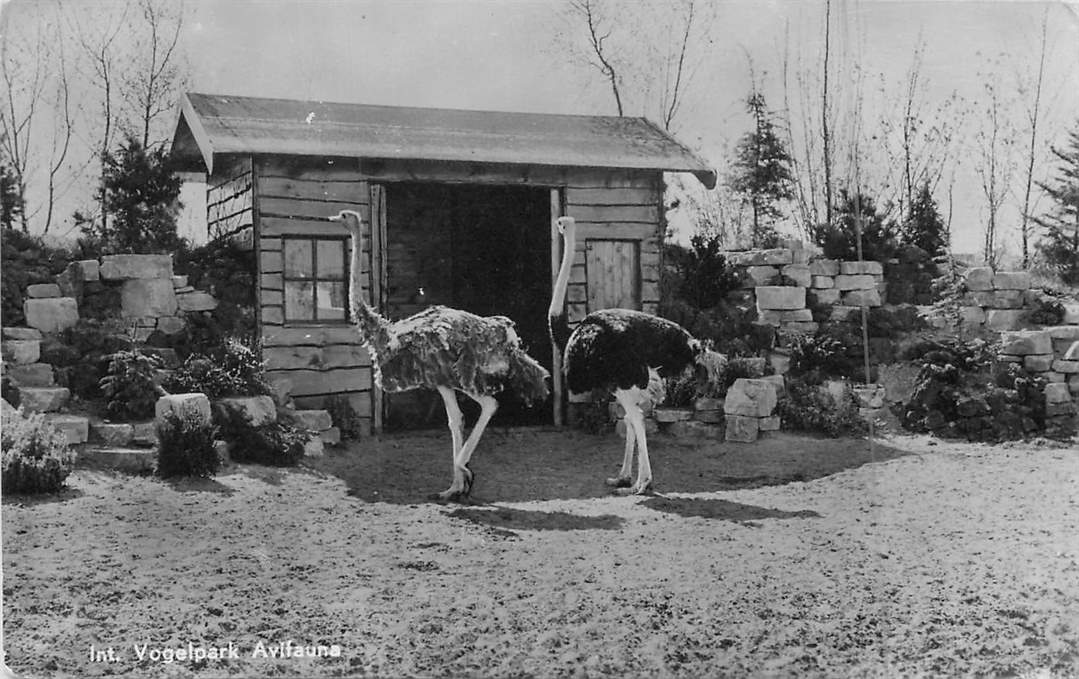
[121,0,187,149]
[1017,9,1050,268]
[0,14,49,232]
[42,32,76,235]
[974,69,1018,268]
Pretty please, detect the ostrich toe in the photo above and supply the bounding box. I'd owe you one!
[604,475,633,488]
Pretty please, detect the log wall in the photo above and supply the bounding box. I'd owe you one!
[243,155,665,433]
[206,157,254,246]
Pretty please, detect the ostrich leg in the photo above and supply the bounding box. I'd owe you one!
[435,386,467,501]
[607,390,638,488]
[451,393,499,498]
[617,397,653,495]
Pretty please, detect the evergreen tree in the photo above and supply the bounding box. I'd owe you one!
[817,189,898,262]
[900,182,948,256]
[728,92,795,248]
[1033,125,1079,284]
[0,162,24,232]
[79,135,183,254]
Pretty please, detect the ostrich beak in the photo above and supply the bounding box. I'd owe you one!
[328,213,342,222]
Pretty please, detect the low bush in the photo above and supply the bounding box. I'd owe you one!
[164,337,269,398]
[1,407,76,493]
[217,409,307,466]
[325,395,364,441]
[100,349,163,421]
[1027,297,1065,326]
[156,411,220,478]
[46,319,132,399]
[776,378,868,438]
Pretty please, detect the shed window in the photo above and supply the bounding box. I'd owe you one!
[282,237,348,323]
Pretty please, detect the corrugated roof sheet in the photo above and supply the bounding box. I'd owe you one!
[169,93,715,188]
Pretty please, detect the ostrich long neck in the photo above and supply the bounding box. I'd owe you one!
[547,219,576,351]
[349,227,391,351]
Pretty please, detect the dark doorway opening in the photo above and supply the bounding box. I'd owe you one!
[382,182,553,430]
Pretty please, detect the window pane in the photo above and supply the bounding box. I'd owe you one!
[317,282,347,321]
[284,240,313,279]
[317,240,345,279]
[285,281,315,320]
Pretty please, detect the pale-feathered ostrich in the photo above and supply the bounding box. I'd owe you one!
[330,210,550,501]
[549,216,721,495]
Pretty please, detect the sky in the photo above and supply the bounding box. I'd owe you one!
[3,0,1078,258]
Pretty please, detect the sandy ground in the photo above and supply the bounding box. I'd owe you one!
[2,428,1078,678]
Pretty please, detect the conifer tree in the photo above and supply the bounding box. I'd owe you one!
[1033,125,1079,284]
[729,92,795,248]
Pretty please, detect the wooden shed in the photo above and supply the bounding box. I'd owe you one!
[169,92,715,434]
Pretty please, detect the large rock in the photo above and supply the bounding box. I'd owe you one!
[724,378,778,417]
[1065,342,1079,361]
[121,279,177,318]
[100,254,173,280]
[756,286,805,311]
[809,259,840,276]
[985,310,1026,331]
[809,288,840,305]
[1023,354,1054,372]
[155,316,186,336]
[842,289,882,307]
[727,249,793,267]
[26,283,60,298]
[972,289,1023,309]
[43,414,88,445]
[90,422,135,447]
[959,306,986,326]
[5,363,54,387]
[17,387,70,412]
[999,330,1052,356]
[993,271,1031,290]
[279,408,333,431]
[24,297,79,333]
[155,393,213,428]
[834,274,878,291]
[215,395,277,427]
[176,291,218,312]
[964,267,994,291]
[839,261,884,275]
[811,275,835,289]
[1063,303,1079,325]
[2,339,40,365]
[2,327,42,340]
[1044,383,1072,405]
[781,264,812,287]
[1047,326,1079,341]
[724,414,760,443]
[1052,359,1079,374]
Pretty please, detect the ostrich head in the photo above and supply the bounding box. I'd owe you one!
[329,209,364,234]
[555,216,575,234]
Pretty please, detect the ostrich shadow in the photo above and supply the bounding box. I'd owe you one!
[446,505,624,533]
[640,496,821,526]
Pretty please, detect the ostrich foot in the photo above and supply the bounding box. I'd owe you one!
[612,480,654,496]
[604,475,633,488]
[432,466,474,503]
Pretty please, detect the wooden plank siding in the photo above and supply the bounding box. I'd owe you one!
[253,156,376,432]
[240,153,665,434]
[206,157,253,244]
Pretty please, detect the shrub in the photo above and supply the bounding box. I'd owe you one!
[787,332,853,385]
[217,409,306,466]
[164,337,269,398]
[1027,297,1065,326]
[100,349,163,421]
[1,227,73,326]
[662,370,698,407]
[155,411,220,478]
[325,395,364,441]
[776,378,868,438]
[1,407,76,493]
[47,319,132,399]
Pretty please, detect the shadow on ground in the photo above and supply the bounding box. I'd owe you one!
[640,496,822,525]
[308,427,913,505]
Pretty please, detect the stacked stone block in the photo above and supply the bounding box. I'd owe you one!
[996,328,1079,436]
[724,242,885,338]
[952,267,1079,332]
[724,378,780,443]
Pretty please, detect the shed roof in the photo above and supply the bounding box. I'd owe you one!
[169,93,716,188]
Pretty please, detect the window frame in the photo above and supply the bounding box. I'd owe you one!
[281,235,351,325]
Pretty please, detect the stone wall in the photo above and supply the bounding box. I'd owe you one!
[18,254,219,341]
[947,267,1079,332]
[725,242,885,337]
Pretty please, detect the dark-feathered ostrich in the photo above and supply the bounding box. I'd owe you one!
[548,216,721,495]
[330,210,550,501]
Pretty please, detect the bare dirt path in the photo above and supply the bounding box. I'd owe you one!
[3,430,1077,678]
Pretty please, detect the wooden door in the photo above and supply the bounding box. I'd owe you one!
[586,239,640,311]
